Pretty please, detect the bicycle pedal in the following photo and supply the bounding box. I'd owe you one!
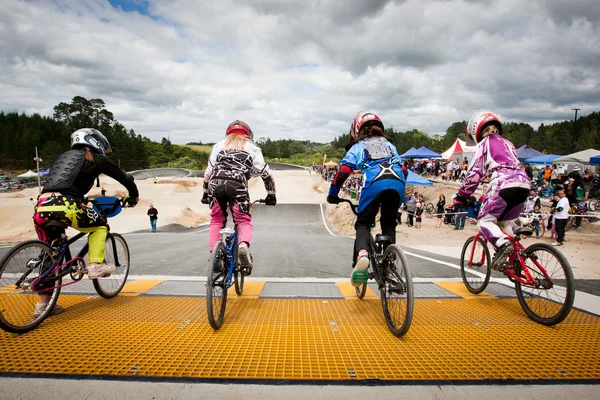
[351,270,369,286]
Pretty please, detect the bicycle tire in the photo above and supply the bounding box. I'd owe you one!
[0,240,61,333]
[425,203,435,216]
[588,199,599,212]
[460,236,491,294]
[234,246,244,296]
[380,244,414,337]
[515,243,575,326]
[207,241,228,329]
[355,282,367,299]
[92,233,130,299]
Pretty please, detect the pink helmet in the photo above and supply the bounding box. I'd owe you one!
[466,111,502,145]
[350,111,384,143]
[226,120,253,140]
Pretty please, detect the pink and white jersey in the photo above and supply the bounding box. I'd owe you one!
[459,135,529,197]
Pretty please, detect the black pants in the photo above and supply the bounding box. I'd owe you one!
[555,218,567,243]
[354,190,400,261]
[407,211,414,226]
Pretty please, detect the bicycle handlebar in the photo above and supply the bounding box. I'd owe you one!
[338,198,358,216]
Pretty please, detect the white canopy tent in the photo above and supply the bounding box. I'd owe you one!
[553,149,600,164]
[16,170,39,178]
[441,139,476,163]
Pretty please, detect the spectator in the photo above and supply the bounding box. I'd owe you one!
[543,165,552,181]
[550,165,559,185]
[436,194,445,228]
[415,198,423,228]
[582,168,593,200]
[532,203,543,238]
[524,163,533,180]
[100,187,106,196]
[564,178,577,206]
[406,194,416,227]
[552,190,569,246]
[153,176,157,184]
[147,204,158,232]
[523,189,541,214]
[397,201,404,225]
[453,194,467,230]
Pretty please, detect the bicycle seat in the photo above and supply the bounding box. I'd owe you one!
[375,234,393,245]
[514,227,533,236]
[45,220,67,231]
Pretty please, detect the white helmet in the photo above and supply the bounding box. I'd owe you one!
[466,111,502,146]
[71,128,112,155]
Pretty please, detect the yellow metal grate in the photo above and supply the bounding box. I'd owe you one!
[0,295,598,381]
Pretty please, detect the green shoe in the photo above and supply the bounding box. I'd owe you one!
[351,270,369,287]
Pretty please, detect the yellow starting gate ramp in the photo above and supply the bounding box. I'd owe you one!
[1,292,599,382]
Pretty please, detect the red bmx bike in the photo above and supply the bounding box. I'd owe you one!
[460,228,574,326]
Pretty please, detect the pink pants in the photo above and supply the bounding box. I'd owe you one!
[209,202,253,251]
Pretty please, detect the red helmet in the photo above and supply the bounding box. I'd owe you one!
[226,120,253,140]
[466,111,502,145]
[349,111,384,143]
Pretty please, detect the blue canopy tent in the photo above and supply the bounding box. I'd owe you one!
[400,146,442,159]
[590,155,600,165]
[516,145,543,161]
[406,169,432,186]
[525,154,560,165]
[400,147,417,158]
[414,146,442,159]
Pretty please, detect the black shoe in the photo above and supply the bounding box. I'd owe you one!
[491,242,512,271]
[453,227,459,230]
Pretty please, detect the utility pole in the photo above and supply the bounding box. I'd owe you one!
[33,147,42,194]
[571,108,581,153]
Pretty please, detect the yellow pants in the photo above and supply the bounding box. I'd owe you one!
[34,195,107,263]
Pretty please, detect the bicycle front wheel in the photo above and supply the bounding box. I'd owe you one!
[425,203,435,217]
[355,282,367,299]
[515,243,574,325]
[92,233,130,299]
[380,244,414,337]
[207,241,228,329]
[0,240,61,333]
[460,236,491,294]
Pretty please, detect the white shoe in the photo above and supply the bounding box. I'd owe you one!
[351,250,370,287]
[551,242,563,246]
[87,262,116,279]
[34,302,64,318]
[238,242,253,275]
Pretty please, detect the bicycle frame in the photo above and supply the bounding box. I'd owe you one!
[470,232,554,287]
[28,230,121,292]
[219,228,238,289]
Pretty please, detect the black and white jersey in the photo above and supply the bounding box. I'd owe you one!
[204,139,275,194]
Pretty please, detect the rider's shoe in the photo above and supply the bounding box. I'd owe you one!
[351,249,370,287]
[491,242,512,271]
[33,302,64,318]
[238,242,253,276]
[87,262,116,279]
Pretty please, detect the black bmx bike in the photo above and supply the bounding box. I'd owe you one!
[0,196,130,333]
[340,199,414,337]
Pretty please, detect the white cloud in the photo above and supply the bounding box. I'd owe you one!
[1,0,599,144]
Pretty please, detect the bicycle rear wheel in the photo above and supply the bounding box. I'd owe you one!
[0,240,61,333]
[207,241,228,329]
[460,236,491,294]
[515,243,574,325]
[92,233,130,299]
[380,244,414,337]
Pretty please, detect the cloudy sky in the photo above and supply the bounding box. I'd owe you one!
[1,0,599,144]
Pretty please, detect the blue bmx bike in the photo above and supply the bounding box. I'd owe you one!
[206,199,265,329]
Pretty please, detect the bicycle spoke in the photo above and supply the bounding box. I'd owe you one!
[516,243,574,325]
